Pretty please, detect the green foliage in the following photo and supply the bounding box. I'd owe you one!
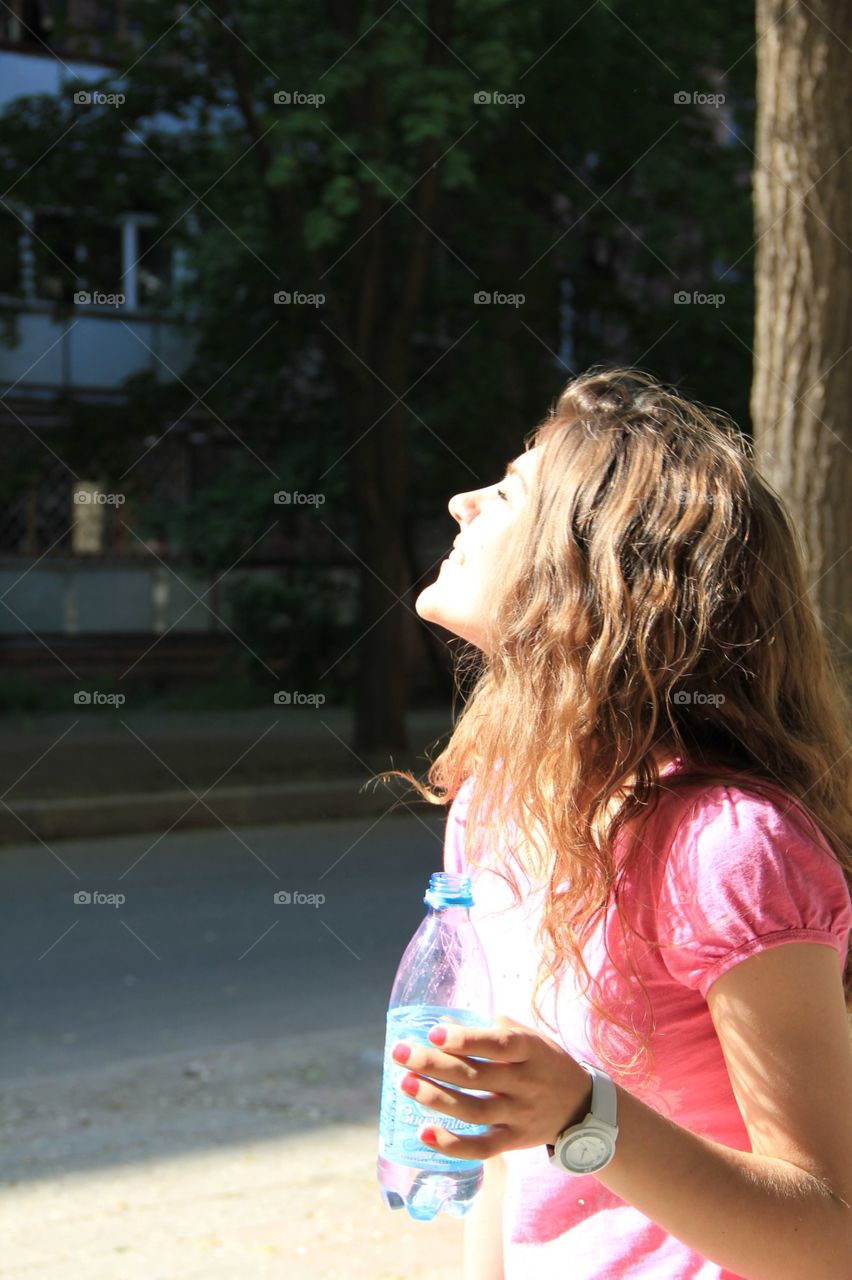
[0,0,758,466]
[0,0,759,715]
[224,570,357,701]
[137,464,284,578]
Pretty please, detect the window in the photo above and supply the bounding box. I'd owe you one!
[136,223,173,310]
[31,211,79,304]
[0,1,60,49]
[0,211,23,295]
[0,1,135,57]
[23,211,173,310]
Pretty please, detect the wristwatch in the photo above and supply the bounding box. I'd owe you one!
[546,1061,619,1175]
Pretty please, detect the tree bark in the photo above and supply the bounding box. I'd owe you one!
[751,0,852,672]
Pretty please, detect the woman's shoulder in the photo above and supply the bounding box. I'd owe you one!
[644,768,851,996]
[652,763,833,856]
[648,764,849,920]
[624,762,849,921]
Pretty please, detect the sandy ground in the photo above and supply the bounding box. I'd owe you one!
[0,1027,464,1279]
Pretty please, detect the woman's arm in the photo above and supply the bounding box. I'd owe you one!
[400,940,851,1280]
[463,1154,506,1280]
[593,942,852,1280]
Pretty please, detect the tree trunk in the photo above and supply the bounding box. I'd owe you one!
[751,0,852,673]
[347,385,412,755]
[324,0,457,754]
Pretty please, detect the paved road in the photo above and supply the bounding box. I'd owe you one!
[0,812,465,1279]
[0,807,446,1080]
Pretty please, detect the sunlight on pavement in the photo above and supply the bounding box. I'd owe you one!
[0,1124,463,1280]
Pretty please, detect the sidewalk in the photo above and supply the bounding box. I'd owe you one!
[0,707,452,846]
[0,1027,464,1280]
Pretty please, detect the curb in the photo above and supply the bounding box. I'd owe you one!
[0,778,407,847]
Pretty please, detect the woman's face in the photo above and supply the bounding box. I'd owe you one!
[415,447,540,650]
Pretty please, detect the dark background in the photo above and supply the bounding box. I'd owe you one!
[0,0,757,755]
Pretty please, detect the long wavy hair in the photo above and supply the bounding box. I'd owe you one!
[386,367,852,1078]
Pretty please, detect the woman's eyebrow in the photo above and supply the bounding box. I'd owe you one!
[504,461,527,489]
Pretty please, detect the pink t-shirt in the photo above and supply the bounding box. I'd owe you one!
[442,762,852,1279]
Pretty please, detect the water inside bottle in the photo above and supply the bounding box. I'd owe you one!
[377,1003,490,1221]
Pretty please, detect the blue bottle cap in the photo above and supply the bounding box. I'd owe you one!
[423,872,474,909]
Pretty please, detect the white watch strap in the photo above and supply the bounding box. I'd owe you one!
[578,1060,617,1128]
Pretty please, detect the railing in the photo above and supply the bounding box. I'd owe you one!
[0,300,195,391]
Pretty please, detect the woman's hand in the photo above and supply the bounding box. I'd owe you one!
[391,1013,592,1159]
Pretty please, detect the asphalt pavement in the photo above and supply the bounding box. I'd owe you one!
[0,811,465,1278]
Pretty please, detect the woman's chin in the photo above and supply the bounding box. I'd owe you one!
[414,581,445,623]
[414,586,482,646]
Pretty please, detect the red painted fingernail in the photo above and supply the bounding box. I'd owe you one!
[391,1042,411,1064]
[419,1127,437,1144]
[400,1073,419,1096]
[428,1025,447,1045]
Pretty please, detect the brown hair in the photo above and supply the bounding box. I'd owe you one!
[384,367,852,1077]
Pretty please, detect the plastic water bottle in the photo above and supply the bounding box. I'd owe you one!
[377,871,494,1221]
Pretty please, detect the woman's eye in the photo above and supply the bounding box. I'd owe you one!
[496,487,509,501]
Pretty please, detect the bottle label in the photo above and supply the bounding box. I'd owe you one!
[378,1004,489,1172]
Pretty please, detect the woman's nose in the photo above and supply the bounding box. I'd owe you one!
[448,489,480,525]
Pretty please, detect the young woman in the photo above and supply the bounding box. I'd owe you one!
[389,369,852,1279]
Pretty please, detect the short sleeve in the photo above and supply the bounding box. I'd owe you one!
[657,784,852,999]
[443,776,475,876]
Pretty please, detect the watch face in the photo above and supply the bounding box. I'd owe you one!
[560,1130,613,1172]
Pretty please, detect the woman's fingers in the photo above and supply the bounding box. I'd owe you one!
[398,1070,501,1124]
[391,1040,506,1089]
